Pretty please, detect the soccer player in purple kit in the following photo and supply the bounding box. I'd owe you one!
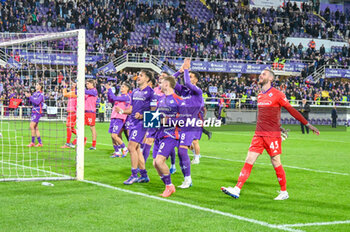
[173,58,204,188]
[25,82,45,147]
[105,82,131,158]
[115,70,156,185]
[141,72,165,164]
[190,105,206,164]
[146,72,178,174]
[142,72,177,172]
[153,75,185,197]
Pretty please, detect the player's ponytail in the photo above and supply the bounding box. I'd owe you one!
[37,82,44,91]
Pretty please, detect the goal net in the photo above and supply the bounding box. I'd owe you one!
[0,30,85,181]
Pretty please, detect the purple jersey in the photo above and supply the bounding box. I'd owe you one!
[199,106,205,121]
[107,89,131,121]
[173,71,191,97]
[130,86,156,123]
[29,91,44,114]
[155,93,185,140]
[183,69,204,112]
[180,70,204,128]
[107,89,131,104]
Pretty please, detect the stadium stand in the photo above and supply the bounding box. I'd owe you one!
[0,0,349,125]
[1,0,348,63]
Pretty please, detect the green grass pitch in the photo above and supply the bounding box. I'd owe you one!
[0,121,349,232]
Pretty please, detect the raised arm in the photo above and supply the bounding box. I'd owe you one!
[29,93,44,105]
[63,88,77,98]
[280,94,319,135]
[173,68,185,94]
[107,88,129,103]
[184,69,202,95]
[85,88,98,96]
[173,70,182,78]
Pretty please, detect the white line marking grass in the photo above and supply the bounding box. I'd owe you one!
[214,131,350,144]
[97,143,350,176]
[82,179,303,232]
[281,220,350,227]
[2,160,348,231]
[199,155,350,176]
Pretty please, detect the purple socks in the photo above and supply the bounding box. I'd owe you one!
[178,147,191,177]
[170,149,176,166]
[142,144,152,162]
[113,145,119,152]
[131,168,138,177]
[161,174,172,185]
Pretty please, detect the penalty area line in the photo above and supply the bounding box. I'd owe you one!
[82,179,303,232]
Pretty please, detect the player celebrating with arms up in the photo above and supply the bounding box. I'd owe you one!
[61,80,79,148]
[221,69,319,200]
[26,82,45,147]
[153,75,185,197]
[105,82,131,158]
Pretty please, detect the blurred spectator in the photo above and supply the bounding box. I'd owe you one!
[331,106,337,128]
[299,98,310,134]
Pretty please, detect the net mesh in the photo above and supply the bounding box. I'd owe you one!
[0,32,82,181]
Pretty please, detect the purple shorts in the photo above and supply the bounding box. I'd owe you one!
[146,128,157,139]
[193,127,203,140]
[31,113,41,123]
[153,137,178,159]
[109,118,124,134]
[125,117,131,130]
[179,129,196,147]
[129,121,147,144]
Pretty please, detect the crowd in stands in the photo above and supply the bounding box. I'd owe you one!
[198,72,350,107]
[0,67,349,115]
[0,0,349,113]
[320,7,350,41]
[1,0,349,67]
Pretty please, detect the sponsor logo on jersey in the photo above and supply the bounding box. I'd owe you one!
[257,100,272,106]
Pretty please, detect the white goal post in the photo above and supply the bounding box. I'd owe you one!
[0,29,85,181]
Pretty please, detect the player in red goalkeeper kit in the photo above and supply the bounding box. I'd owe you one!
[221,69,320,200]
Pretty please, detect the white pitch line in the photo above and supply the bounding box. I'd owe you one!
[97,143,350,176]
[0,157,343,231]
[82,179,303,232]
[199,155,350,176]
[276,164,349,176]
[0,160,71,178]
[214,131,350,144]
[281,220,350,227]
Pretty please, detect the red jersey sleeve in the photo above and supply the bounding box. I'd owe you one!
[278,92,308,125]
[277,92,290,107]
